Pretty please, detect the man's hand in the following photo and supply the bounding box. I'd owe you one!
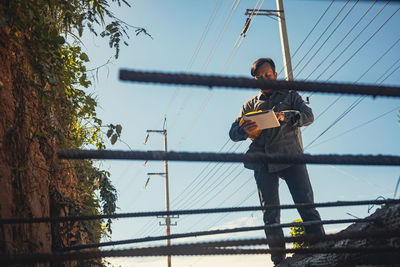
[276,112,285,121]
[241,120,258,135]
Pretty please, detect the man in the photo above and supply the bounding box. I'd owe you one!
[229,58,325,265]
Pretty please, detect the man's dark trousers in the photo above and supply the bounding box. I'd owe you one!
[254,164,325,262]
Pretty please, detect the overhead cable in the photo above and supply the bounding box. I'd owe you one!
[305,50,400,149]
[296,0,360,78]
[304,36,400,133]
[308,106,400,149]
[175,0,265,148]
[137,140,242,239]
[278,0,336,76]
[170,0,240,126]
[186,175,255,232]
[315,0,391,81]
[181,164,244,210]
[172,142,243,209]
[327,4,400,80]
[153,0,224,129]
[303,0,377,81]
[171,139,232,207]
[292,0,351,75]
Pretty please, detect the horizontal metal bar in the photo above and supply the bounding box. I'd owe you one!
[119,69,400,97]
[61,218,378,251]
[1,199,398,224]
[57,149,400,166]
[3,229,400,265]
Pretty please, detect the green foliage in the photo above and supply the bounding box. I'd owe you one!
[107,124,123,145]
[289,218,309,249]
[1,0,147,258]
[73,160,118,234]
[2,0,150,58]
[98,169,118,232]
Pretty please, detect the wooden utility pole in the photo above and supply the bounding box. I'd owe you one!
[145,126,172,267]
[275,0,293,81]
[162,128,171,267]
[245,0,294,81]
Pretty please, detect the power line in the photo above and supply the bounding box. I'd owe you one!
[295,0,360,78]
[305,51,400,149]
[190,176,255,232]
[137,140,244,239]
[278,0,336,76]
[222,0,265,73]
[326,4,400,80]
[314,0,391,81]
[303,0,377,81]
[291,0,352,75]
[300,12,400,137]
[172,139,234,207]
[149,0,267,237]
[170,0,241,136]
[173,142,243,209]
[118,3,229,237]
[181,164,243,210]
[192,165,245,209]
[152,0,224,129]
[175,0,265,147]
[307,106,400,149]
[134,139,237,239]
[175,144,246,209]
[202,0,242,71]
[304,36,400,130]
[377,56,400,83]
[293,2,394,138]
[173,0,268,236]
[328,165,393,193]
[188,0,225,71]
[175,169,249,231]
[160,145,246,236]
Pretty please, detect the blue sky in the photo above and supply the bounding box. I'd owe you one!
[78,0,400,266]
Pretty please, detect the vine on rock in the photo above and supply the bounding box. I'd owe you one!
[1,0,149,261]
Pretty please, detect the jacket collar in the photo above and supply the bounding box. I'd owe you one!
[257,90,284,100]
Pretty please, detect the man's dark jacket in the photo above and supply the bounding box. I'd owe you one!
[229,90,314,172]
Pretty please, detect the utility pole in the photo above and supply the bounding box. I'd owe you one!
[145,122,174,267]
[275,0,293,81]
[244,0,294,81]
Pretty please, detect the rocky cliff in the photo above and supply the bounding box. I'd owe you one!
[279,204,400,266]
[0,19,81,259]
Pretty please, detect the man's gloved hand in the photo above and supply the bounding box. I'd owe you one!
[276,110,301,126]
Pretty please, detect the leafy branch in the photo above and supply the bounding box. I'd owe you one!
[1,0,148,256]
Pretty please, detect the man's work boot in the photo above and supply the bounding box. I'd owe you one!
[271,253,285,266]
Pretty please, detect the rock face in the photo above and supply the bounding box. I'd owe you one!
[0,25,51,255]
[278,204,400,266]
[0,20,80,258]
